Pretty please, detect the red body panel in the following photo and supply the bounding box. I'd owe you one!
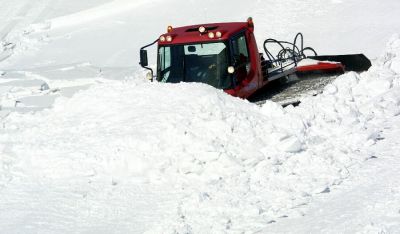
[296,62,344,73]
[158,23,248,45]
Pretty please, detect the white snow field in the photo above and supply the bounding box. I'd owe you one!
[1,0,400,233]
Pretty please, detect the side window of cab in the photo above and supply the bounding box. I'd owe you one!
[231,33,250,82]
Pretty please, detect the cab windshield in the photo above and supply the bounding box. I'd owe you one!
[157,42,231,89]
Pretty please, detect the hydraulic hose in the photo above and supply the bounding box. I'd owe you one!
[263,33,318,68]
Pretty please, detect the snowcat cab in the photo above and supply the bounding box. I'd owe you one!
[139,18,371,100]
[140,19,261,98]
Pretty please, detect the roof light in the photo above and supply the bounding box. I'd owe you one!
[208,32,215,39]
[216,31,222,38]
[199,26,206,33]
[159,36,166,42]
[166,35,172,42]
[167,26,173,33]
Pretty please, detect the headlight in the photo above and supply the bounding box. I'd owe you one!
[146,72,153,80]
[227,66,235,74]
[159,36,166,42]
[208,32,215,39]
[216,31,222,38]
[199,26,206,33]
[166,35,172,42]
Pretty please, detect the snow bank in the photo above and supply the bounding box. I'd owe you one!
[1,36,400,233]
[151,36,400,232]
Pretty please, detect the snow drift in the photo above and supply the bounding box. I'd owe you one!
[1,35,400,233]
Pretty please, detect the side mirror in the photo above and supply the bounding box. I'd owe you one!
[140,49,148,67]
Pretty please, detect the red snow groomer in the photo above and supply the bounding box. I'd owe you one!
[139,18,371,101]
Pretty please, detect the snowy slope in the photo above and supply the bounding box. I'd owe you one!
[1,0,400,233]
[1,0,400,113]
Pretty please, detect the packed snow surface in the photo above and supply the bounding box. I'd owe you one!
[1,0,400,233]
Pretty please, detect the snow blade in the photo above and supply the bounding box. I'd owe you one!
[308,54,372,72]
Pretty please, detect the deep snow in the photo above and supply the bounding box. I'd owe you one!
[1,0,400,233]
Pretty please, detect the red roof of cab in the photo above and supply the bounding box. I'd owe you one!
[158,22,248,45]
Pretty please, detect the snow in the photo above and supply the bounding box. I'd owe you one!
[1,0,400,233]
[297,58,339,66]
[49,0,156,29]
[266,118,400,233]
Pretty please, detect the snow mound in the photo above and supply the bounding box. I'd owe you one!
[2,36,400,233]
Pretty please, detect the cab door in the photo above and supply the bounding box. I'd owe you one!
[230,31,258,98]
